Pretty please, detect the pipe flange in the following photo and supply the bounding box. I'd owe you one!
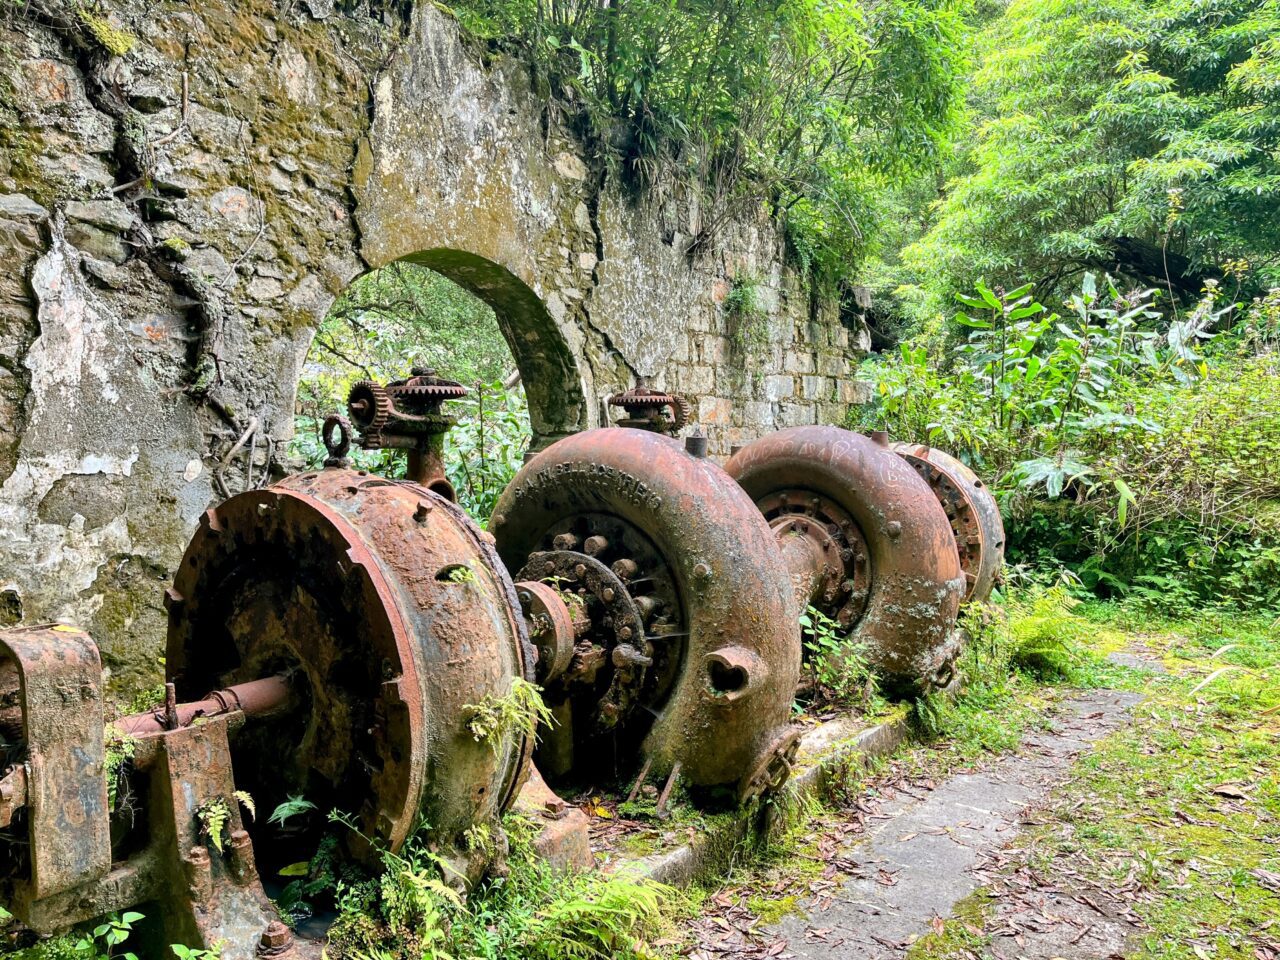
[737,727,802,804]
[890,442,1005,603]
[515,580,580,684]
[756,489,871,626]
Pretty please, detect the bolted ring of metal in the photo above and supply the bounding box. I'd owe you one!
[890,442,1006,604]
[165,468,534,883]
[725,426,966,695]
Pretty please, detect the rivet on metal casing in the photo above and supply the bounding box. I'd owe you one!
[886,520,903,539]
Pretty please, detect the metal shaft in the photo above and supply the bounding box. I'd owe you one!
[115,675,291,737]
[775,528,830,610]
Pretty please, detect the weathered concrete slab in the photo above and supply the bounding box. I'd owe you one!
[632,706,914,888]
[767,689,1140,957]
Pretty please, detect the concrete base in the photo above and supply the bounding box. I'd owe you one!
[515,765,594,873]
[627,706,914,887]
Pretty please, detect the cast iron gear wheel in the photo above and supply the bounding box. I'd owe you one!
[347,380,392,432]
[670,395,691,432]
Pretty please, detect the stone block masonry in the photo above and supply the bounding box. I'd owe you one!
[0,1,869,687]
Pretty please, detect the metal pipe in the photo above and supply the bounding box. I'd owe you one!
[115,675,291,737]
[774,526,829,610]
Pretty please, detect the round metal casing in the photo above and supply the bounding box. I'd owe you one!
[165,469,533,875]
[725,426,966,692]
[490,429,801,798]
[890,442,1006,604]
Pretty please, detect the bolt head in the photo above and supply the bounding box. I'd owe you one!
[260,921,291,949]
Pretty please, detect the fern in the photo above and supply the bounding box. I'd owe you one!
[198,798,231,854]
[462,677,553,755]
[269,794,317,828]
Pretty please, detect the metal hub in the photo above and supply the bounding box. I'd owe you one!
[756,489,871,626]
[514,512,688,782]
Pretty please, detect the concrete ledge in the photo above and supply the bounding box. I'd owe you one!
[630,708,914,887]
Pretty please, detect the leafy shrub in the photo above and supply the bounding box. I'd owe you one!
[903,0,1280,312]
[446,0,968,294]
[857,274,1280,612]
[326,813,677,960]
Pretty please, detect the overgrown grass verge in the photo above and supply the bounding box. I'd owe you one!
[905,586,1144,776]
[673,585,1114,952]
[986,606,1280,960]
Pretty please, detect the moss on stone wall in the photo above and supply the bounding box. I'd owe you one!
[77,7,137,57]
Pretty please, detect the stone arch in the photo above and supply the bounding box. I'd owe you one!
[393,249,587,450]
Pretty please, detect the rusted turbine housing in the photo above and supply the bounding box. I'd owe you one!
[166,468,533,882]
[490,429,801,800]
[890,442,1006,604]
[725,427,966,692]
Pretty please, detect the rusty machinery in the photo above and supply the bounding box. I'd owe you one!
[0,382,539,956]
[722,427,971,693]
[888,441,1006,604]
[0,362,1003,956]
[489,415,803,809]
[0,373,810,957]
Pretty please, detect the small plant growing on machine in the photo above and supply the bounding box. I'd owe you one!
[462,678,554,755]
[797,605,883,714]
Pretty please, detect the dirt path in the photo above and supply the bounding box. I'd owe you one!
[759,689,1142,958]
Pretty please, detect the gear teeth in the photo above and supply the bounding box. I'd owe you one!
[670,396,692,432]
[348,380,392,432]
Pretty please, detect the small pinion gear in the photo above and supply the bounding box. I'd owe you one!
[347,380,392,432]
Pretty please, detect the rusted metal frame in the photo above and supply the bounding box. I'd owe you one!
[0,625,110,902]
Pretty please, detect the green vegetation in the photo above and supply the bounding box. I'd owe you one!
[906,601,1279,960]
[901,0,1280,314]
[462,677,555,755]
[195,792,255,855]
[679,590,1278,955]
[857,275,1280,612]
[76,6,137,57]
[447,0,969,293]
[797,604,884,714]
[324,813,679,959]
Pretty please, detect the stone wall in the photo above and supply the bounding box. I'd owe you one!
[0,0,867,688]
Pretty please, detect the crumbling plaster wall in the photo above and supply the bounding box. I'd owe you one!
[0,1,868,688]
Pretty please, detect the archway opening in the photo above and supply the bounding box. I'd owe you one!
[293,260,529,522]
